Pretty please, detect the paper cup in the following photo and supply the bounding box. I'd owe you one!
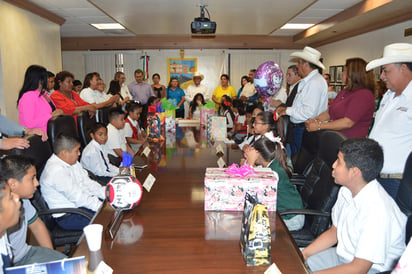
[83,224,103,251]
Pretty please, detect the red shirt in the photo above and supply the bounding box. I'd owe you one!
[328,88,375,138]
[51,90,90,115]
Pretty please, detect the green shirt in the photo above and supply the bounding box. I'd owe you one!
[268,160,304,219]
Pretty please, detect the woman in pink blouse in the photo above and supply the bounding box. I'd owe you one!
[305,58,376,138]
[17,65,63,134]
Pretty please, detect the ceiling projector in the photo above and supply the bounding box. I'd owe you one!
[191,5,216,34]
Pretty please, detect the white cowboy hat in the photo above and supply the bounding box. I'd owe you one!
[192,72,204,80]
[290,46,325,70]
[366,43,412,71]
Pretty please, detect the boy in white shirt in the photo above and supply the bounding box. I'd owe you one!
[40,134,105,230]
[124,101,146,153]
[81,123,119,185]
[302,138,406,273]
[106,108,135,164]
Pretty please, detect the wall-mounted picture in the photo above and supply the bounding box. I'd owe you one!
[336,65,344,83]
[328,66,336,83]
[168,58,197,90]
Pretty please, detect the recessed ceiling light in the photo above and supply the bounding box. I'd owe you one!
[281,23,314,30]
[91,23,125,30]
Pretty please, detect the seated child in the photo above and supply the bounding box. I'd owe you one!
[40,134,105,230]
[81,123,119,185]
[0,155,66,266]
[244,136,304,231]
[303,138,406,273]
[124,101,146,152]
[0,178,21,270]
[220,95,235,132]
[240,111,278,152]
[238,103,264,151]
[230,99,247,143]
[189,93,205,119]
[105,107,135,165]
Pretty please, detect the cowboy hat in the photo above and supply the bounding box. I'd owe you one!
[290,46,325,70]
[192,72,204,80]
[366,43,412,71]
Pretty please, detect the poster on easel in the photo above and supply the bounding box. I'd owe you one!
[167,58,197,90]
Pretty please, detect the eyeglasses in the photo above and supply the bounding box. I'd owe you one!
[253,121,266,125]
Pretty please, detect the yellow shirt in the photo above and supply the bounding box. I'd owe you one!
[213,85,237,110]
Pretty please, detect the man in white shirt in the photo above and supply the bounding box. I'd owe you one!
[366,43,412,199]
[40,134,105,230]
[185,72,210,103]
[303,138,406,273]
[277,47,328,157]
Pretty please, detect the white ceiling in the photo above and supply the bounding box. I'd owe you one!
[30,0,364,37]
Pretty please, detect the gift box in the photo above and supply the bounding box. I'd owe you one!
[207,116,227,141]
[200,108,215,126]
[204,167,278,211]
[165,109,176,133]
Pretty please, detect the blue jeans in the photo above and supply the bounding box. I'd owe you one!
[290,126,305,157]
[55,207,95,231]
[376,177,401,200]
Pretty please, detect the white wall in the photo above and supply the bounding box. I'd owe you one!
[319,20,412,69]
[0,2,62,122]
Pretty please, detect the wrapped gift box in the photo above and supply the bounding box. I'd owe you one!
[200,108,215,126]
[165,109,176,133]
[204,167,278,211]
[207,116,227,141]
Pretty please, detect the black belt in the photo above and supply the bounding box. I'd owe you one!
[290,122,305,128]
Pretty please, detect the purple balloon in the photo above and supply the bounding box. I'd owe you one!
[254,61,283,98]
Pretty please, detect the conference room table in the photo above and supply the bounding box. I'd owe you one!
[73,125,309,273]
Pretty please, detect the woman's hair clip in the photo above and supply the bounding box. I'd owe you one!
[223,101,231,107]
[273,111,279,121]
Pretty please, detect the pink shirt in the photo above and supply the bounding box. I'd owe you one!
[18,89,54,134]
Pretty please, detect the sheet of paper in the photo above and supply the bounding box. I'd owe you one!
[264,263,282,274]
[142,146,151,158]
[143,173,156,192]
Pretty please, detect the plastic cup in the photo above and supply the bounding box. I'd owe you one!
[83,224,103,252]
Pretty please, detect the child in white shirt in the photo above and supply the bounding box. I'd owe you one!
[81,123,119,185]
[124,101,146,153]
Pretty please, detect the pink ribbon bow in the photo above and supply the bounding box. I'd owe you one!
[225,164,256,177]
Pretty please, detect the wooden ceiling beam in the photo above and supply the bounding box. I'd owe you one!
[4,0,65,25]
[61,35,302,50]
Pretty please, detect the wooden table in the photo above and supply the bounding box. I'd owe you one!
[73,126,308,273]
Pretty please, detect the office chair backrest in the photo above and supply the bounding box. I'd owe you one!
[292,130,322,175]
[396,151,412,217]
[9,134,53,179]
[96,107,112,126]
[299,130,346,237]
[47,114,78,151]
[77,111,96,149]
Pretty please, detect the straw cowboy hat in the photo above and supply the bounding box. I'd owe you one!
[366,43,412,71]
[192,72,204,80]
[290,46,325,70]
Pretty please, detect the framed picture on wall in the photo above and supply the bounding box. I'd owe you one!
[167,58,197,90]
[336,65,344,83]
[329,66,336,83]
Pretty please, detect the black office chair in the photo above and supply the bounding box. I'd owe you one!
[47,114,78,151]
[96,106,112,126]
[77,111,96,149]
[291,129,322,176]
[9,134,94,255]
[279,130,347,247]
